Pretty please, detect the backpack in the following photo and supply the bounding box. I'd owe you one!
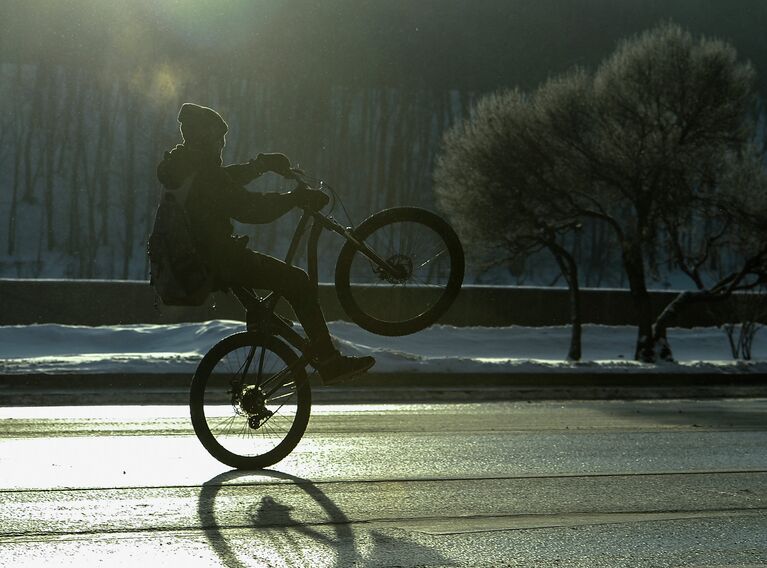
[147,174,213,306]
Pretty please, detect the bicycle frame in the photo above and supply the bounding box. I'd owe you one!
[227,178,405,392]
[233,182,402,335]
[297,207,402,286]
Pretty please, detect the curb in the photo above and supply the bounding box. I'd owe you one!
[0,372,765,405]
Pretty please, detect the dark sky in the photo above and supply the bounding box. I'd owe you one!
[1,0,765,92]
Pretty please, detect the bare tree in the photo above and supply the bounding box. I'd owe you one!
[651,148,767,359]
[435,86,585,360]
[436,23,761,362]
[722,287,767,360]
[522,23,758,361]
[586,23,757,360]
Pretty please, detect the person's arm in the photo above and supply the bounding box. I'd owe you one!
[223,180,300,224]
[223,153,292,186]
[223,162,263,186]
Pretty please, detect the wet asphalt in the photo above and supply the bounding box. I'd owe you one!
[0,398,766,567]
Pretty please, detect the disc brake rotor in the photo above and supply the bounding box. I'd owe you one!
[374,254,413,284]
[236,384,274,429]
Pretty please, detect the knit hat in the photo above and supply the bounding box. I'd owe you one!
[177,103,228,143]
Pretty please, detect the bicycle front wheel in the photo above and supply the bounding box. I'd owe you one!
[190,332,311,469]
[335,207,464,336]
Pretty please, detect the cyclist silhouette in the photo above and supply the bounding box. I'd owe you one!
[157,103,374,384]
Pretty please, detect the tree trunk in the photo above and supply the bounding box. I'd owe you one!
[385,91,407,208]
[23,63,44,204]
[372,89,391,212]
[550,243,582,361]
[43,66,58,251]
[621,239,654,362]
[650,291,691,362]
[8,140,21,257]
[652,272,754,360]
[121,94,137,280]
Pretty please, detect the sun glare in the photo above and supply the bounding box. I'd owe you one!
[144,0,270,52]
[150,65,183,103]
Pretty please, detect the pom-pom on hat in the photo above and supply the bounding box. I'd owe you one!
[177,103,228,142]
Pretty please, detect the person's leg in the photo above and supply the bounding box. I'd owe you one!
[222,248,375,384]
[228,249,336,359]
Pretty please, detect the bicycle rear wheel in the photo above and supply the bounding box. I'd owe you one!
[190,332,311,469]
[334,207,464,336]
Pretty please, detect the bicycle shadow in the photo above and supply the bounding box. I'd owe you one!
[197,469,452,568]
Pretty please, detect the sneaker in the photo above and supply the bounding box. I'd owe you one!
[315,354,375,385]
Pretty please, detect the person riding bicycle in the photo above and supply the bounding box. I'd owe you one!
[156,102,375,384]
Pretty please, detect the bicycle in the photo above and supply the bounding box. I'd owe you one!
[189,169,465,469]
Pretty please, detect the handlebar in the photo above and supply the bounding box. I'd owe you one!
[286,168,311,195]
[283,167,308,184]
[279,166,358,234]
[284,168,330,213]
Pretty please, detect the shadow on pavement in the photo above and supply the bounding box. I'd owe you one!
[197,469,451,568]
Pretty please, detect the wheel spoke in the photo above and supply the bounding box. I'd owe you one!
[415,247,447,270]
[191,334,310,468]
[336,209,463,335]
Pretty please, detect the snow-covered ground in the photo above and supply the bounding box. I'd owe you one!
[0,321,764,375]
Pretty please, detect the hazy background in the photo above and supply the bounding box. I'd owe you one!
[1,0,765,284]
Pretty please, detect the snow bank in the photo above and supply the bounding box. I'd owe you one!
[0,320,764,375]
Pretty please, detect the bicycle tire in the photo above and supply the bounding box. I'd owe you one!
[334,207,464,336]
[190,332,311,469]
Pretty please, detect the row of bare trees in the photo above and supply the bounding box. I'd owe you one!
[0,58,648,285]
[436,23,767,362]
[0,61,476,280]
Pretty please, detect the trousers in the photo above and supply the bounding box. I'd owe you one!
[218,248,336,359]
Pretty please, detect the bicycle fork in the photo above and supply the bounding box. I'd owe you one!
[318,214,406,279]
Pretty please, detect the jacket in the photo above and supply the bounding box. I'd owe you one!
[156,144,297,272]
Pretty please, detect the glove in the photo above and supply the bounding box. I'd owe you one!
[295,188,330,211]
[251,153,292,176]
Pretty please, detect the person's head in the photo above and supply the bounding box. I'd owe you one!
[177,103,228,163]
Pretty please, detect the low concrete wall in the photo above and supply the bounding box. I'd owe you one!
[0,278,751,328]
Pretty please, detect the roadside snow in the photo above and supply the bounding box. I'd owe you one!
[0,320,764,375]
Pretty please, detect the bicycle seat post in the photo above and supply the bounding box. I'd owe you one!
[232,287,270,333]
